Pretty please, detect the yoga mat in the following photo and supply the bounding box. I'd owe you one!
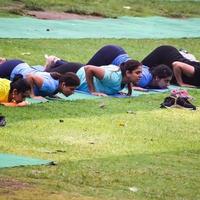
[54,91,100,100]
[0,153,54,168]
[21,85,183,105]
[25,97,48,104]
[118,85,180,98]
[0,16,200,39]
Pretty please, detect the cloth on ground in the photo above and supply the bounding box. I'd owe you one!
[0,153,54,168]
[0,16,200,39]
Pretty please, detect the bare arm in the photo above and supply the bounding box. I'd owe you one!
[25,74,44,97]
[84,65,107,96]
[172,61,196,87]
[1,101,29,107]
[132,86,148,92]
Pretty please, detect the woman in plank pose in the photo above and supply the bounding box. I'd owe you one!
[0,59,80,98]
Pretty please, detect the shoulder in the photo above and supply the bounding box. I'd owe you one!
[0,79,10,101]
[100,65,122,83]
[0,78,10,88]
[101,64,120,70]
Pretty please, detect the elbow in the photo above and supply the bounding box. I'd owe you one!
[25,74,34,81]
[84,65,94,75]
[84,65,92,71]
[172,61,181,69]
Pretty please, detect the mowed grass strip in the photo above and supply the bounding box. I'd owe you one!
[1,0,200,18]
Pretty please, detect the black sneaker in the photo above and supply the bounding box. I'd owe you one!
[160,96,176,108]
[0,115,6,127]
[176,97,196,110]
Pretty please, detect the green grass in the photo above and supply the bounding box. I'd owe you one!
[1,38,200,65]
[0,38,200,200]
[1,0,200,18]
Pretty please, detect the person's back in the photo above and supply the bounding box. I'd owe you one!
[76,65,123,95]
[0,78,10,102]
[33,72,59,96]
[87,45,131,66]
[0,59,24,79]
[10,63,40,80]
[9,63,59,96]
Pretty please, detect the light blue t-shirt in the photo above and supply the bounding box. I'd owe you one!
[76,65,123,95]
[10,63,59,96]
[137,65,153,88]
[112,54,131,66]
[31,65,45,72]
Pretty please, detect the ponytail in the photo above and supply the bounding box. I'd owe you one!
[50,72,62,80]
[127,83,132,96]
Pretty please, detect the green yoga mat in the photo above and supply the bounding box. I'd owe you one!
[0,153,54,168]
[0,16,200,39]
[26,97,48,104]
[54,92,100,100]
[25,92,99,104]
[119,86,172,97]
[25,86,180,104]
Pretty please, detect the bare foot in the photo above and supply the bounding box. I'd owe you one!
[0,57,6,65]
[44,55,60,71]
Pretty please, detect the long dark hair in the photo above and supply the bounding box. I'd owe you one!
[120,60,142,96]
[10,74,31,93]
[150,64,172,79]
[50,72,80,86]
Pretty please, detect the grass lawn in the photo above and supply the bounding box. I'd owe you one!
[0,38,200,200]
[1,0,200,18]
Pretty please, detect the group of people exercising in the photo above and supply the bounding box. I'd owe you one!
[0,44,199,106]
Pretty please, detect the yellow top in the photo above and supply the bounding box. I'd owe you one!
[0,78,10,103]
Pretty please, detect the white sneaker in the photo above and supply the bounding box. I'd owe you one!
[179,50,199,62]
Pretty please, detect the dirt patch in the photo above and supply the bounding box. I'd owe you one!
[0,178,31,190]
[27,10,103,20]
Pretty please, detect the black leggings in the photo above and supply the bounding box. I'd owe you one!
[142,45,186,69]
[0,60,24,79]
[142,45,200,86]
[47,45,127,74]
[46,60,84,74]
[87,45,127,66]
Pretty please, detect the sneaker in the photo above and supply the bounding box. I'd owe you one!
[176,97,196,110]
[0,57,6,65]
[0,115,6,127]
[161,96,196,110]
[160,96,176,108]
[179,49,199,62]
